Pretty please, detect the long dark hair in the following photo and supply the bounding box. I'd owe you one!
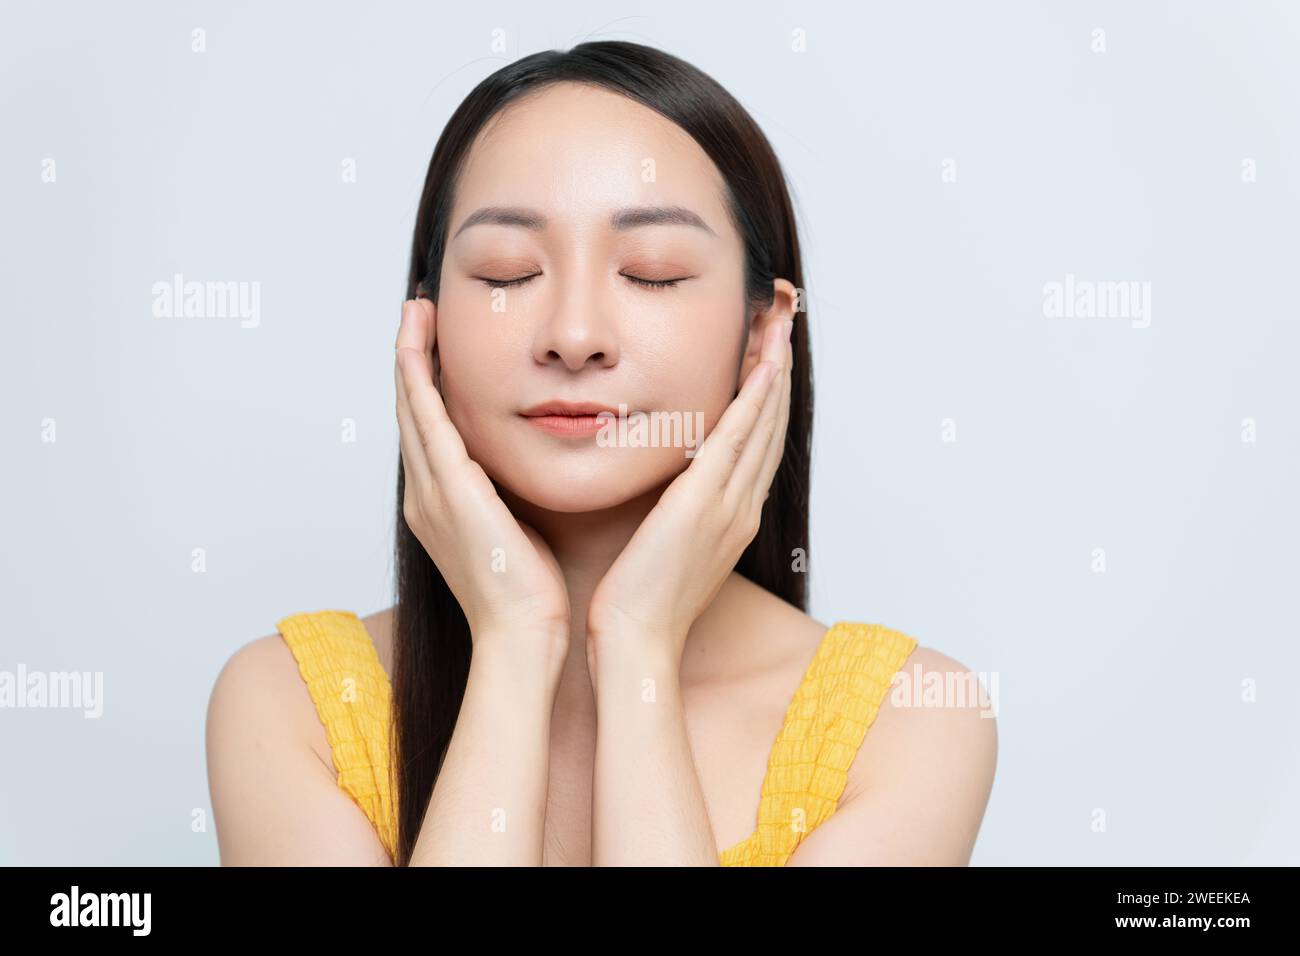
[392,40,812,866]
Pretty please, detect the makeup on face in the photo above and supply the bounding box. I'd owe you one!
[448,203,716,295]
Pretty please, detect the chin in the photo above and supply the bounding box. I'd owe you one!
[479,441,687,515]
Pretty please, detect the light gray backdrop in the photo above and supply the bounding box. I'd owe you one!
[2,0,1297,865]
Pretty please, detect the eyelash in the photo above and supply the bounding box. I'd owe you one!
[476,273,685,290]
[625,274,683,290]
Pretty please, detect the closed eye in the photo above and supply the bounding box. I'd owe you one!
[475,273,690,290]
[622,273,689,289]
[477,273,541,290]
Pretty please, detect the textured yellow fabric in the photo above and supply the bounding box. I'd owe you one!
[276,610,398,862]
[717,620,919,865]
[276,610,917,867]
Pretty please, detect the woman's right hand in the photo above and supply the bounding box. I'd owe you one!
[395,298,570,661]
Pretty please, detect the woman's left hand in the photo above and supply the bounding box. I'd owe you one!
[587,315,794,665]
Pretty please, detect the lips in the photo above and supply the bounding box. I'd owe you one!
[520,400,625,438]
[520,400,621,417]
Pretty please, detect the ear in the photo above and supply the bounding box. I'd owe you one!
[737,277,798,388]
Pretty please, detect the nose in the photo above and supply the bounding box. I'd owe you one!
[530,273,621,372]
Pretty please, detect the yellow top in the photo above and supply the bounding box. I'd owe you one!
[277,609,918,866]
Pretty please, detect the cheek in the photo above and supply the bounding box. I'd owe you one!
[644,308,743,426]
[431,303,510,450]
[434,283,526,382]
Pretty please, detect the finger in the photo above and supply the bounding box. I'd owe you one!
[396,306,470,483]
[732,319,790,501]
[748,320,794,509]
[414,295,442,392]
[398,346,470,485]
[396,295,429,356]
[688,320,783,492]
[395,302,433,490]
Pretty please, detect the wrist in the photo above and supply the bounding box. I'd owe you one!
[588,626,681,679]
[471,625,569,680]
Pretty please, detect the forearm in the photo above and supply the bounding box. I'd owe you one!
[408,636,560,866]
[590,634,719,866]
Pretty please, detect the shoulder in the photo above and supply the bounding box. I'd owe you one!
[885,643,996,749]
[784,637,997,865]
[204,614,397,865]
[207,632,302,721]
[842,641,997,857]
[206,629,334,774]
[848,642,997,792]
[207,607,396,764]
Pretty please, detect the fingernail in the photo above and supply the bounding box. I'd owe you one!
[783,319,794,341]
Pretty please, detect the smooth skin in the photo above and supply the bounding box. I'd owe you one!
[206,82,997,867]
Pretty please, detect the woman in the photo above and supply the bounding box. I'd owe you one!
[205,40,996,866]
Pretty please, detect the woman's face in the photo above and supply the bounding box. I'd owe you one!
[433,81,781,514]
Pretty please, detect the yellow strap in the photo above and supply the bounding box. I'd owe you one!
[277,610,398,861]
[722,621,918,866]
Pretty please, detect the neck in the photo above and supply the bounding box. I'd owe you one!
[498,480,668,723]
[496,481,743,728]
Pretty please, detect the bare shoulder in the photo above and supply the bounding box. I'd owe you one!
[207,630,335,771]
[893,644,998,747]
[782,640,997,865]
[838,642,997,860]
[207,606,396,772]
[849,643,997,793]
[204,620,394,865]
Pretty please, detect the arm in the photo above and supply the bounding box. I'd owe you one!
[407,634,562,866]
[784,649,998,866]
[589,633,719,866]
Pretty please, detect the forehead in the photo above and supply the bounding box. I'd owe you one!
[450,81,733,237]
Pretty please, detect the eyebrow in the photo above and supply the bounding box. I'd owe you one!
[611,205,717,236]
[450,204,717,240]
